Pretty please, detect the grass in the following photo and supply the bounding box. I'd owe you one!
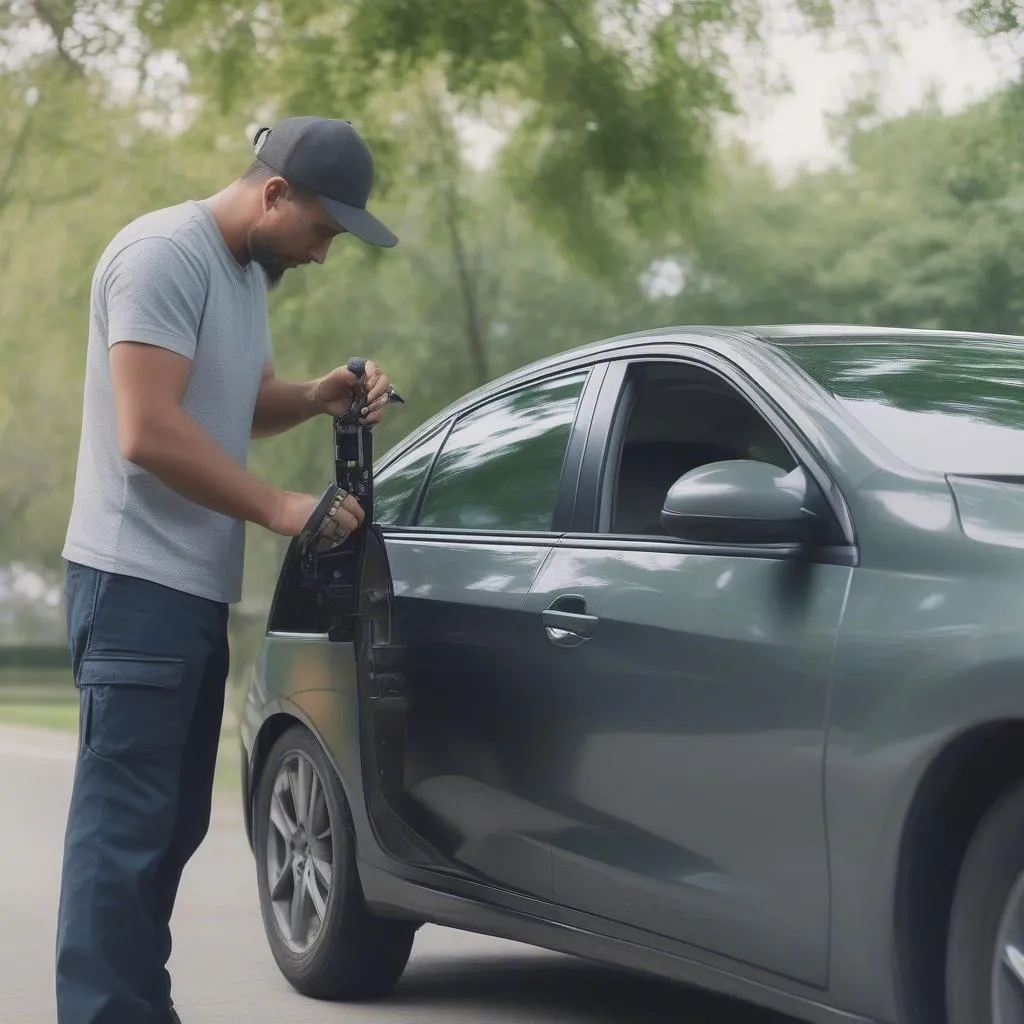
[0,698,243,796]
[0,701,81,731]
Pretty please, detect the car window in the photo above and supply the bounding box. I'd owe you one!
[775,339,1024,475]
[416,372,588,532]
[601,361,796,536]
[373,425,448,527]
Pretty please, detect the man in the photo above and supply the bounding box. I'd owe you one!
[55,116,399,1024]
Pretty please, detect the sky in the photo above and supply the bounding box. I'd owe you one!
[726,3,1021,176]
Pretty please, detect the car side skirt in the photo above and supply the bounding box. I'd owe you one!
[359,861,877,1024]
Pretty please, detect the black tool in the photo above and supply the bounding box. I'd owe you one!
[334,357,404,514]
[297,357,404,598]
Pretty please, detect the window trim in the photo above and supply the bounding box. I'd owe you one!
[552,534,859,568]
[596,370,636,534]
[403,365,601,537]
[572,351,858,561]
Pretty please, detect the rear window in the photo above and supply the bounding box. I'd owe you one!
[777,340,1024,475]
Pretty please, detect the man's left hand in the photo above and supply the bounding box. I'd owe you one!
[312,360,393,425]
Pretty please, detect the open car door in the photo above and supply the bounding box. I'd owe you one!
[262,361,608,903]
[268,371,447,868]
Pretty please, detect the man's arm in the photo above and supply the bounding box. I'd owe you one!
[102,237,363,539]
[251,362,323,439]
[112,343,316,535]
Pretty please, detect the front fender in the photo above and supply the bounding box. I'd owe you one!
[822,558,1024,1020]
[244,632,373,858]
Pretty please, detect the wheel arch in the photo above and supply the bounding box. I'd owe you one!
[893,718,1024,1024]
[245,703,362,855]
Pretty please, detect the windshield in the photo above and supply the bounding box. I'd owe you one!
[776,339,1024,476]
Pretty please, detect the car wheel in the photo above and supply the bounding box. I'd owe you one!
[947,778,1024,1024]
[253,723,416,1000]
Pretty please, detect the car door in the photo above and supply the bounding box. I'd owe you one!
[368,363,607,901]
[517,352,855,987]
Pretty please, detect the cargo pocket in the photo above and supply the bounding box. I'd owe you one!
[79,657,185,761]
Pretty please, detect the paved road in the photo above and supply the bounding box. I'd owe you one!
[1,723,792,1024]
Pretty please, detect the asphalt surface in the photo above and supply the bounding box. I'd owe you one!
[1,722,792,1024]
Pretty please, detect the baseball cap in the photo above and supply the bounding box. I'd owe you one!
[253,116,398,248]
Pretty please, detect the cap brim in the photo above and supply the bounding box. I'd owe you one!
[319,195,398,248]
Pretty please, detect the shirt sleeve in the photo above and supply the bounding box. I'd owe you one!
[103,236,208,360]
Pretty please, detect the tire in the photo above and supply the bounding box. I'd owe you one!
[253,724,416,1000]
[947,778,1024,1024]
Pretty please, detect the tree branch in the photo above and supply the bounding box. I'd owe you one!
[31,0,86,76]
[420,89,491,384]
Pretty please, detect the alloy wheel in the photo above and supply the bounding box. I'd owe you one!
[993,872,1024,1023]
[264,749,334,954]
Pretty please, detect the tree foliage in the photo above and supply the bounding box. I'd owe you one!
[961,0,1024,34]
[664,84,1024,335]
[131,0,869,270]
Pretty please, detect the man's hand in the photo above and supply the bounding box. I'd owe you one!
[268,489,365,541]
[311,359,393,425]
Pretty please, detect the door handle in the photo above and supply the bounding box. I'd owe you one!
[542,597,598,646]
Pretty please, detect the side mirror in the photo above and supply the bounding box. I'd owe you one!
[660,460,821,545]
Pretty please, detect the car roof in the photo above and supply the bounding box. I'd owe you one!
[748,324,1024,346]
[382,323,1024,463]
[461,323,1024,403]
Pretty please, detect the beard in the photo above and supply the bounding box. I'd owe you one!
[246,225,291,289]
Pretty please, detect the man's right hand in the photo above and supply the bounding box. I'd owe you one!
[270,489,365,540]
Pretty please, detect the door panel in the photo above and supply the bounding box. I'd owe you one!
[520,541,849,985]
[506,353,853,985]
[371,366,603,899]
[386,535,561,898]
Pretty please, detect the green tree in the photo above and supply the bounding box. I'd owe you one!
[130,0,883,271]
[644,82,1024,336]
[961,0,1024,34]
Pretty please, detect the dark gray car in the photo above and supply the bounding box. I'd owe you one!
[239,324,1024,1024]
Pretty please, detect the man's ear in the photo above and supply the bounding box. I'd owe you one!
[262,176,289,212]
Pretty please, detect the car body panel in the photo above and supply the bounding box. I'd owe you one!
[357,860,877,1024]
[497,344,856,985]
[243,624,879,1024]
[520,539,852,985]
[949,475,1024,548]
[242,636,367,837]
[817,491,1024,1020]
[386,532,562,897]
[242,324,1024,1024]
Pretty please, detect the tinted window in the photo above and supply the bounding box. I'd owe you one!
[416,373,588,531]
[602,361,795,535]
[373,426,447,526]
[778,340,1024,474]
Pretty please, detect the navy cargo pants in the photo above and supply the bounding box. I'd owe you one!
[55,561,230,1024]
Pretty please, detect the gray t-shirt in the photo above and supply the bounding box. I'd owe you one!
[62,200,271,605]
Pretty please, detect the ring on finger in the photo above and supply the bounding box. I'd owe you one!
[326,488,349,518]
